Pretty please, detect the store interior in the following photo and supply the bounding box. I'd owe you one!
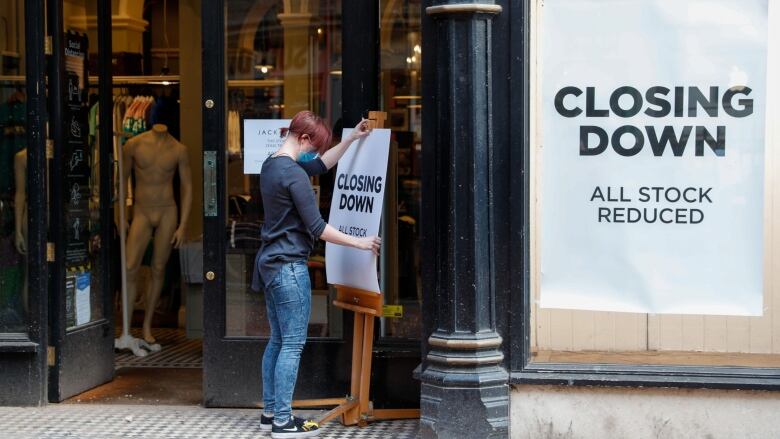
[0,0,422,404]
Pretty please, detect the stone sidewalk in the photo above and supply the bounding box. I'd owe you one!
[0,404,419,439]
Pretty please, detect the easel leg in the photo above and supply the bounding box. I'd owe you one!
[342,312,365,426]
[358,315,375,427]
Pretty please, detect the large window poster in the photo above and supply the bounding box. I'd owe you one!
[539,0,769,315]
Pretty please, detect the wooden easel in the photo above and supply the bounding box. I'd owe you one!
[315,111,420,427]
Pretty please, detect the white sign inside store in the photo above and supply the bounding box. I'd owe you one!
[243,119,291,174]
[75,272,91,326]
[326,128,391,293]
[539,0,769,315]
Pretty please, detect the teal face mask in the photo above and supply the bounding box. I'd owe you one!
[298,152,318,163]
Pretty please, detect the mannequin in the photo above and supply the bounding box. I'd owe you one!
[123,124,192,344]
[11,148,27,314]
[13,149,26,255]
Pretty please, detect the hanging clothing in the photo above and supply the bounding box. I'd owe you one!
[228,110,242,157]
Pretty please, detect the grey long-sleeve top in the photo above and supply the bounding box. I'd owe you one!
[251,156,328,291]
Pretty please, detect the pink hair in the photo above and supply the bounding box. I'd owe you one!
[280,111,333,155]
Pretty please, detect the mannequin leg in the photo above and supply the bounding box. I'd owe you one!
[142,206,178,344]
[125,211,153,333]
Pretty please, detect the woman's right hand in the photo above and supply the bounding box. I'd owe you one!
[353,235,382,255]
[348,118,372,142]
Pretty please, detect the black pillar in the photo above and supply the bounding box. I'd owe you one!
[419,2,508,438]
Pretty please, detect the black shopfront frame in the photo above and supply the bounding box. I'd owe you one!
[1,0,421,408]
[1,0,120,406]
[201,0,420,408]
[0,0,49,407]
[498,0,780,390]
[5,0,777,417]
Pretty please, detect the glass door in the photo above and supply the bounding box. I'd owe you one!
[47,0,115,402]
[202,0,353,407]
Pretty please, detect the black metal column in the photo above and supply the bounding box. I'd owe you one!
[419,2,508,438]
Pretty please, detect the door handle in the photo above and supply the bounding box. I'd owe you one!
[205,271,215,281]
[204,150,217,217]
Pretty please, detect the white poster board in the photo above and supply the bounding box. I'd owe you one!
[243,119,291,174]
[75,271,91,326]
[539,0,769,315]
[326,129,391,293]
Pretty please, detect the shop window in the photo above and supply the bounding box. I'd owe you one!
[529,0,780,369]
[379,0,422,339]
[0,0,29,334]
[224,0,344,338]
[221,0,423,341]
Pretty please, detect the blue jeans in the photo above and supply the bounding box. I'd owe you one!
[262,260,311,423]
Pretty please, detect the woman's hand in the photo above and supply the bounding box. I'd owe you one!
[353,235,382,255]
[348,118,372,142]
[321,118,373,170]
[320,225,381,255]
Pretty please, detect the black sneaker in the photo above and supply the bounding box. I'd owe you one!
[270,416,320,438]
[260,413,274,431]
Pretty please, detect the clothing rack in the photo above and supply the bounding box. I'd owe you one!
[226,79,283,88]
[4,75,283,88]
[89,75,181,86]
[0,75,25,88]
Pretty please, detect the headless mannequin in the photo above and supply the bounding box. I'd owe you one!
[13,149,28,311]
[13,149,26,255]
[123,124,192,343]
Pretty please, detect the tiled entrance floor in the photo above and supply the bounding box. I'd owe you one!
[1,404,419,439]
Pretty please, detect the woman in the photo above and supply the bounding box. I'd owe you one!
[252,111,381,438]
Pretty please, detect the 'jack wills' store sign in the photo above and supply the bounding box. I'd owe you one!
[538,0,769,315]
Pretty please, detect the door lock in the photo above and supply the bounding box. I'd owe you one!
[206,271,216,281]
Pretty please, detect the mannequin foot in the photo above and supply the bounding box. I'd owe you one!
[143,327,156,344]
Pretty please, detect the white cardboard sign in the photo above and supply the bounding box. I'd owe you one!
[75,272,91,326]
[243,119,291,174]
[539,0,769,315]
[326,128,391,293]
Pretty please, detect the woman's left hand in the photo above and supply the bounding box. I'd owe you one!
[349,118,372,142]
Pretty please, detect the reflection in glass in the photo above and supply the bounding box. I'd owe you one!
[0,1,28,333]
[225,0,343,338]
[380,0,422,339]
